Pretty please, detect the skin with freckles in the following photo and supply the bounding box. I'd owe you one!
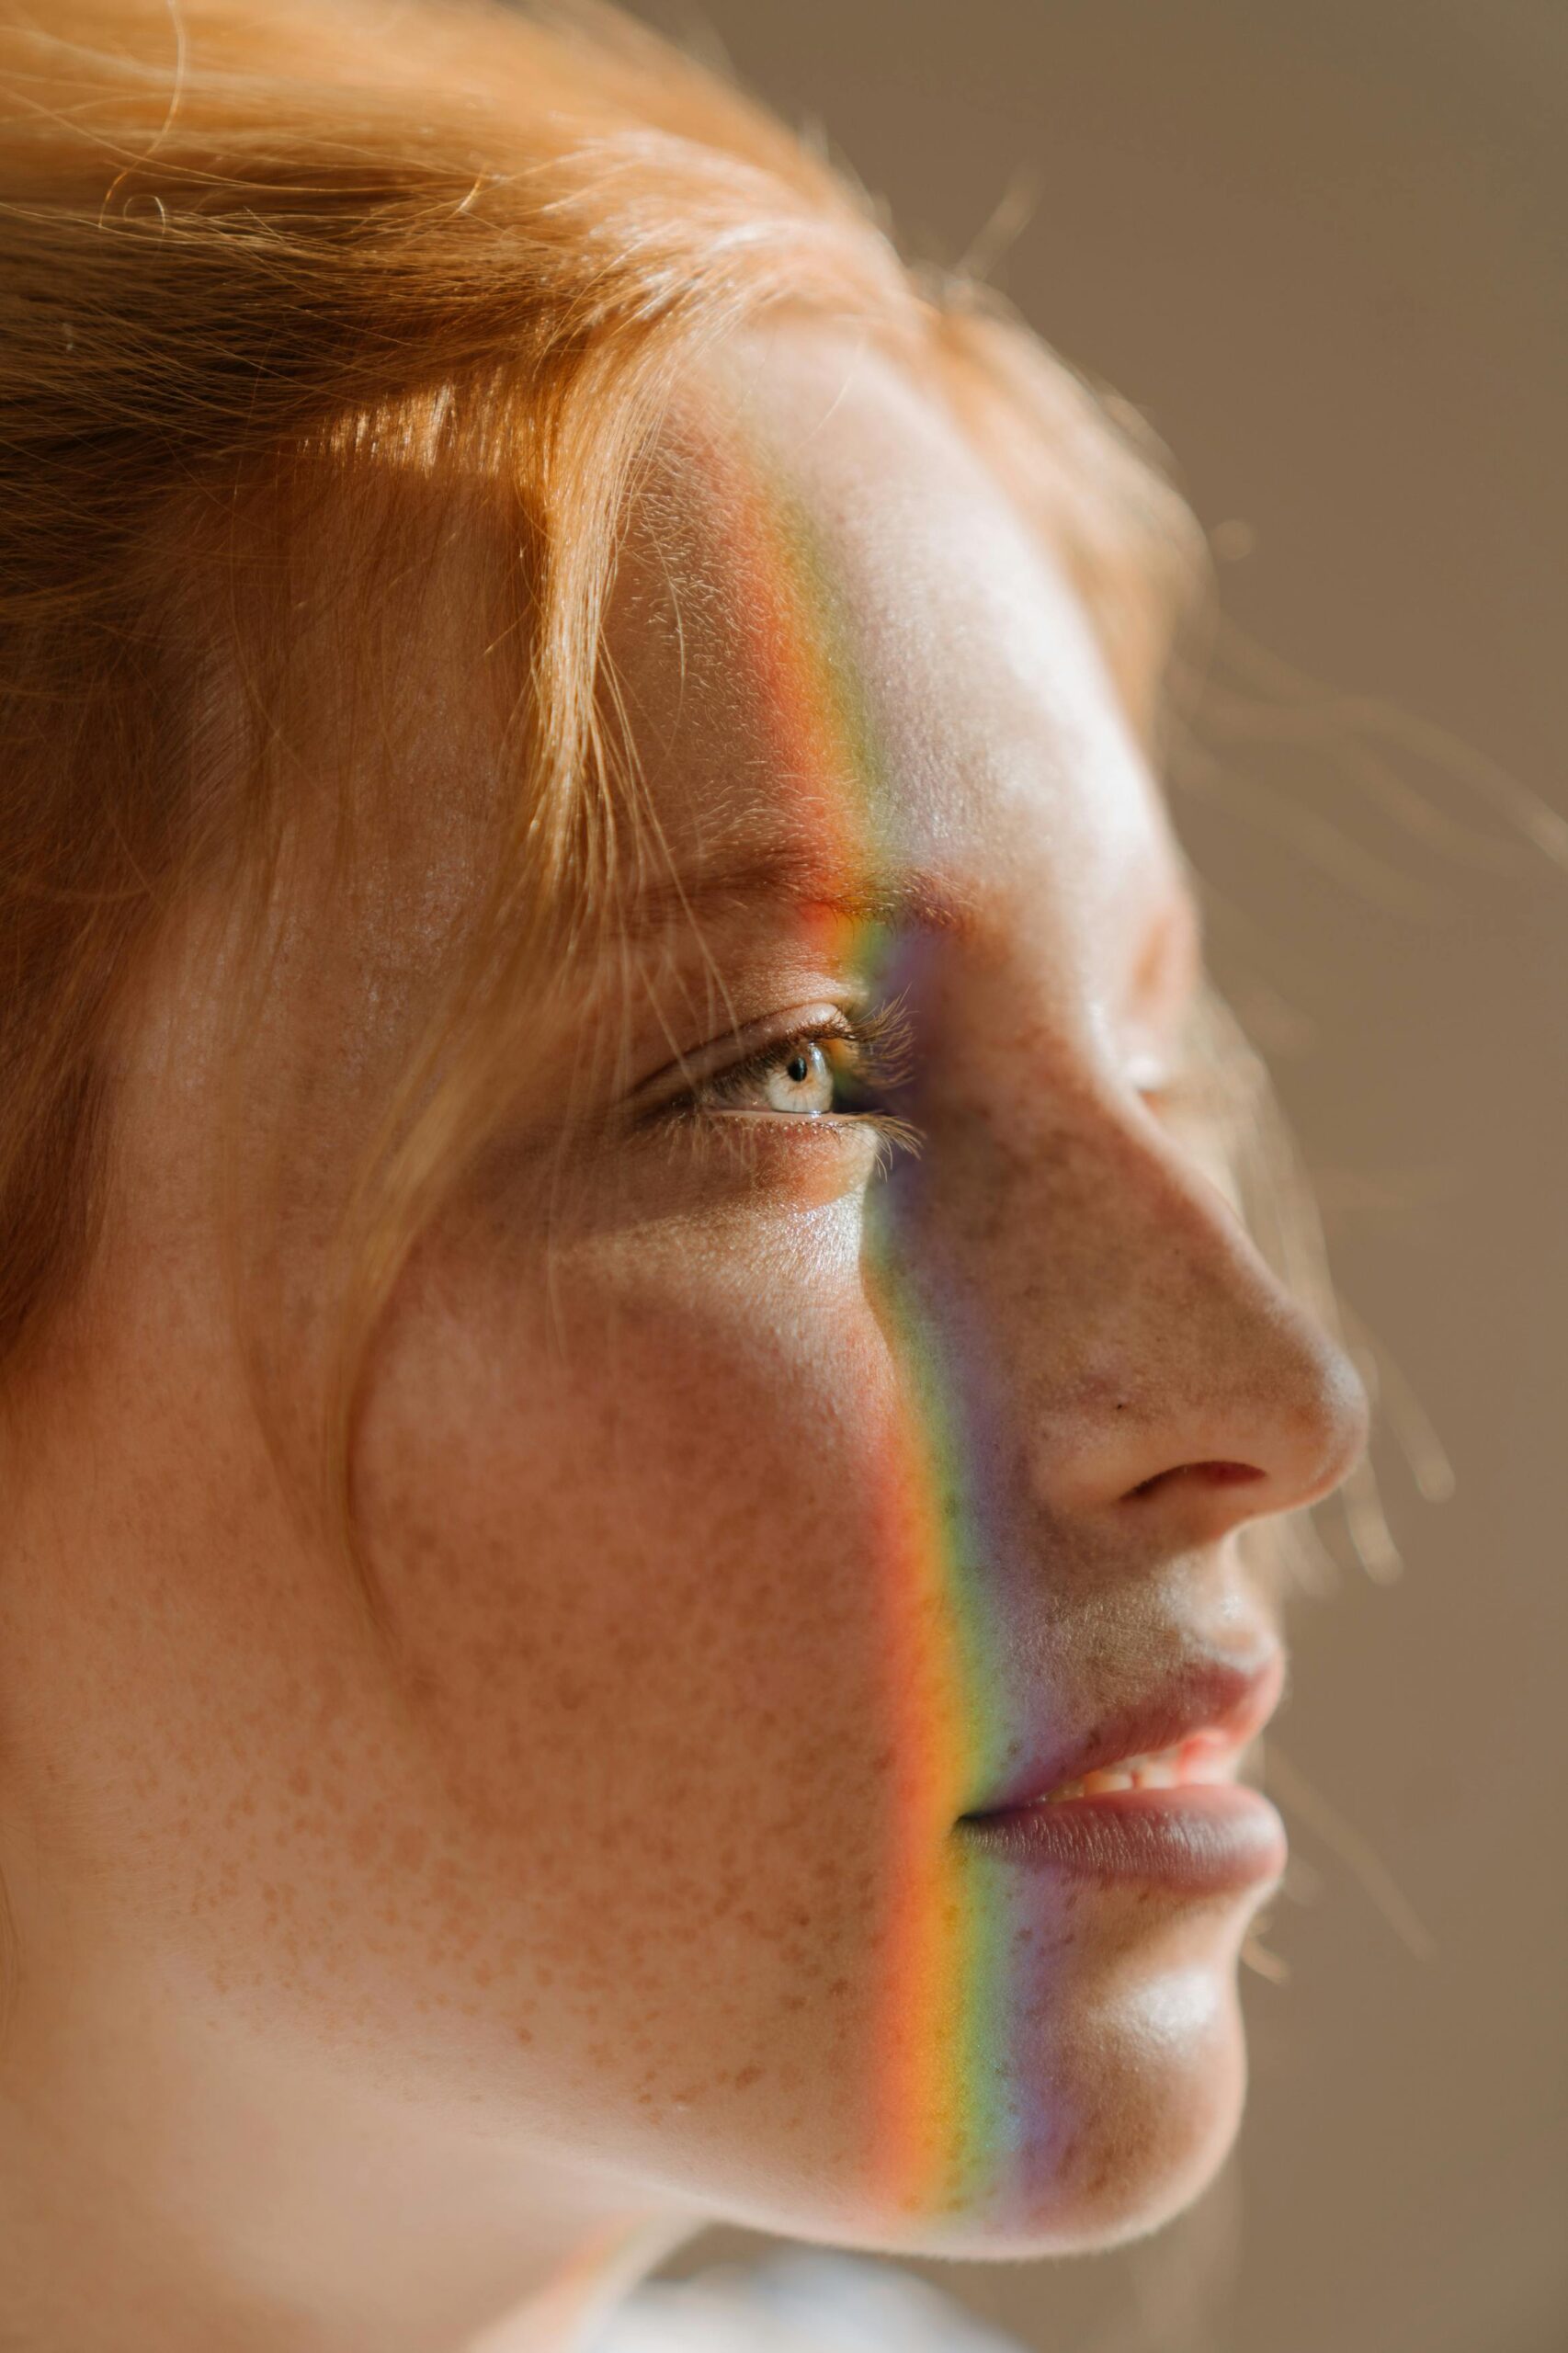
[0,327,1367,2353]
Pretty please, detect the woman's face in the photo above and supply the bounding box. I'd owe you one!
[7,327,1366,2261]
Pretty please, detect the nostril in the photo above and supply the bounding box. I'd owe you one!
[1124,1460,1267,1503]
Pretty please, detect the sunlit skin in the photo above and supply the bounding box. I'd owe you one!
[0,326,1367,2353]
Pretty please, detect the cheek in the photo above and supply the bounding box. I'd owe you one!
[369,1224,895,1799]
[354,1215,911,2177]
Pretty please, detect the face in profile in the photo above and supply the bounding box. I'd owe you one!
[8,324,1366,2274]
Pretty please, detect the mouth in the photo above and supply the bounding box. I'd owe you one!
[956,1650,1288,1896]
[1032,1732,1240,1802]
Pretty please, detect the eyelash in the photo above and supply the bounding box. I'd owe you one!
[656,1000,923,1163]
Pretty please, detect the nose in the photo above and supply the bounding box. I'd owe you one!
[1050,1264,1369,1552]
[903,1073,1370,1556]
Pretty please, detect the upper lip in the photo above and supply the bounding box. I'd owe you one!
[960,1645,1286,1819]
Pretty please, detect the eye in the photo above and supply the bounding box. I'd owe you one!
[642,1001,921,1160]
[706,1031,858,1117]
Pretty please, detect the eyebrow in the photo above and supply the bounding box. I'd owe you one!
[613,845,982,944]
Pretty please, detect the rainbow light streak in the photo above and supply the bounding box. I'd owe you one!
[708,422,1033,2227]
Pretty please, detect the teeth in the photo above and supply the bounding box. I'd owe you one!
[1037,1739,1234,1804]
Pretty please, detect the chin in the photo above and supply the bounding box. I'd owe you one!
[856,1940,1254,2263]
[1006,1976,1248,2257]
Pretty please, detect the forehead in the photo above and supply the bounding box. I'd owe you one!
[603,324,1187,978]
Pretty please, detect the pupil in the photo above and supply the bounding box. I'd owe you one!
[786,1051,812,1085]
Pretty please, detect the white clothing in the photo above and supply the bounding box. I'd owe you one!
[589,2251,1026,2353]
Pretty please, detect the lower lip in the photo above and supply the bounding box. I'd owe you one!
[957,1783,1286,1895]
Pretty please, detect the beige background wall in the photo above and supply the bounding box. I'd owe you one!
[628,5,1568,2347]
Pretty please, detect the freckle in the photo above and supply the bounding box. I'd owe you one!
[347,1816,381,1870]
[733,2066,761,2092]
[392,1825,427,1872]
[515,2027,533,2045]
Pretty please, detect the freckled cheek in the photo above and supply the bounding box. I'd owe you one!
[359,1267,908,1937]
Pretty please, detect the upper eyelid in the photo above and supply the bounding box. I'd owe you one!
[631,1003,865,1115]
[690,1029,859,1115]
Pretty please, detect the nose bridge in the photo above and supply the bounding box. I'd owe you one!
[912,1066,1368,1529]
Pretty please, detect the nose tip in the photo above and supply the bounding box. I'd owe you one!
[1113,1309,1370,1545]
[1028,1242,1373,1551]
[1292,1322,1373,1506]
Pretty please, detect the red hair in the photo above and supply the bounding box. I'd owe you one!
[0,0,1201,1627]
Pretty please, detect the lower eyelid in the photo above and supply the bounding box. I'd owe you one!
[696,1104,924,1175]
[656,1100,918,1171]
[683,1103,874,1140]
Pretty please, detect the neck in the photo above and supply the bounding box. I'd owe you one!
[0,1895,698,2353]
